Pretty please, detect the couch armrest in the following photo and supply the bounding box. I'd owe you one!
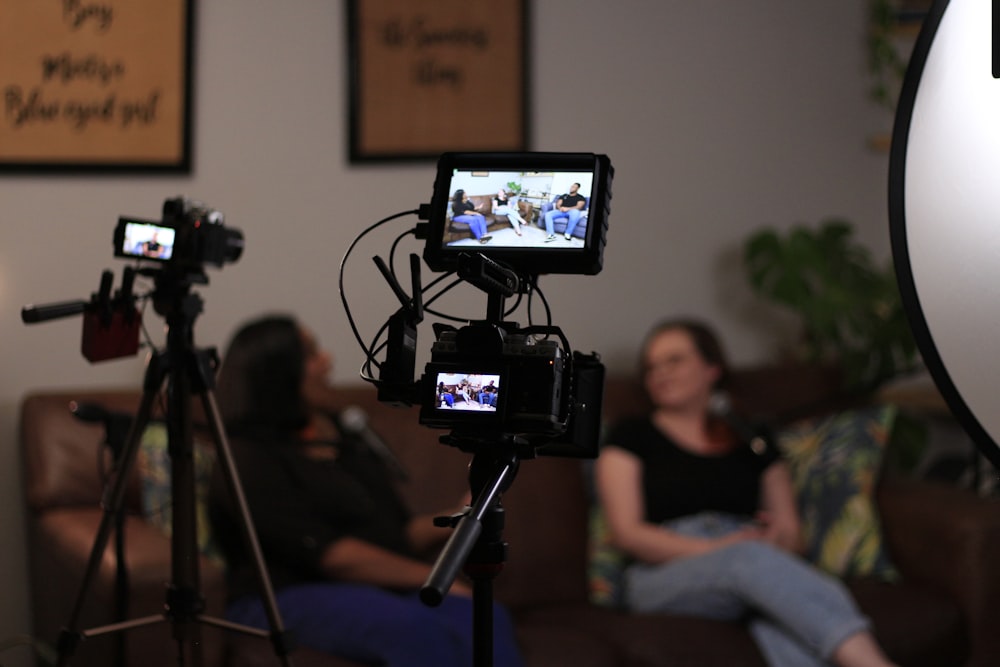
[28,507,227,666]
[876,477,1000,667]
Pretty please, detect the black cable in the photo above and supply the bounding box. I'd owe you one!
[339,209,420,365]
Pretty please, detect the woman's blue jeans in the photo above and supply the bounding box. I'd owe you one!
[624,513,871,667]
[453,214,488,239]
[227,583,525,667]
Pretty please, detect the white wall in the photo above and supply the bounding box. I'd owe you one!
[0,2,892,663]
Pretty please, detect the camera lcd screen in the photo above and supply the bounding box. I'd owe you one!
[433,371,501,412]
[424,152,612,276]
[117,219,176,261]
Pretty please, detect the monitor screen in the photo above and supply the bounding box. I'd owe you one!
[423,152,612,276]
[433,371,502,412]
[116,219,176,261]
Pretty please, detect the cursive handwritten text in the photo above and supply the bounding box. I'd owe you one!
[62,0,114,32]
[381,17,488,51]
[41,53,125,85]
[4,85,161,130]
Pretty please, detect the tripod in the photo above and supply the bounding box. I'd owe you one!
[55,273,295,667]
[420,436,527,667]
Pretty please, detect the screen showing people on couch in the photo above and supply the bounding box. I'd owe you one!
[443,169,595,249]
[434,372,502,411]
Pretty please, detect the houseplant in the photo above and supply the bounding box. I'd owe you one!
[742,218,920,395]
[743,218,928,470]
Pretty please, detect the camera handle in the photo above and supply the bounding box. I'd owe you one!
[421,438,525,667]
[54,279,295,667]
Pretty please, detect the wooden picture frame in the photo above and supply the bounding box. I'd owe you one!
[347,0,529,162]
[0,0,194,173]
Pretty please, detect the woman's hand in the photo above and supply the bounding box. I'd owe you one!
[758,463,805,554]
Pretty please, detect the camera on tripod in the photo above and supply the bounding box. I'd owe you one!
[420,324,565,434]
[23,197,244,363]
[113,196,244,271]
[369,152,613,458]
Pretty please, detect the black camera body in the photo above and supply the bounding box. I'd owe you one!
[414,319,604,458]
[113,197,244,270]
[420,323,565,437]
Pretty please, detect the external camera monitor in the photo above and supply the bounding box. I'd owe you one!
[423,152,613,276]
[114,218,176,262]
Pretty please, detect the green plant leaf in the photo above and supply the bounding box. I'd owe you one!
[742,218,920,391]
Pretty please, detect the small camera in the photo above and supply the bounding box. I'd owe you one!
[113,197,244,270]
[419,324,566,437]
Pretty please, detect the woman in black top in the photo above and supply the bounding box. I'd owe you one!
[209,314,524,667]
[595,318,897,667]
[492,188,526,235]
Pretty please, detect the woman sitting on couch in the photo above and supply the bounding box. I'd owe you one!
[595,318,898,667]
[452,189,491,244]
[209,314,524,667]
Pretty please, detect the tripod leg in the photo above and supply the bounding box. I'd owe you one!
[199,388,296,666]
[166,365,207,667]
[56,361,166,666]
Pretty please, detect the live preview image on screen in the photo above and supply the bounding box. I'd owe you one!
[434,372,502,412]
[443,168,595,250]
[423,152,612,275]
[117,219,176,261]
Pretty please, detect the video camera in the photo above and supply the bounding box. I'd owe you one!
[364,152,613,458]
[23,196,243,363]
[113,197,244,272]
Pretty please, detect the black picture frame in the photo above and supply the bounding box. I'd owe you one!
[346,0,529,163]
[0,0,195,174]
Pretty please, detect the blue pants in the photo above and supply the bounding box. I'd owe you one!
[544,208,582,237]
[625,513,870,667]
[227,584,525,667]
[453,214,488,239]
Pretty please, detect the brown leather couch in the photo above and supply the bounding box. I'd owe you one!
[19,369,1000,666]
[444,195,534,243]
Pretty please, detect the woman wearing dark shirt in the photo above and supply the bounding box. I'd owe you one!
[595,318,897,667]
[451,189,491,243]
[492,188,526,235]
[209,314,524,667]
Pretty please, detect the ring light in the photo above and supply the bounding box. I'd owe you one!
[889,0,1000,468]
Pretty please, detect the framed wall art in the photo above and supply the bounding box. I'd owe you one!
[0,0,194,173]
[347,0,529,162]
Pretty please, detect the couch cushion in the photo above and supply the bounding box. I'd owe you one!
[777,406,898,579]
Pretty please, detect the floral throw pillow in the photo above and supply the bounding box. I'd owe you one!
[777,406,899,580]
[588,505,627,607]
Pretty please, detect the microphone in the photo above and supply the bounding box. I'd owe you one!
[708,393,772,456]
[338,405,409,481]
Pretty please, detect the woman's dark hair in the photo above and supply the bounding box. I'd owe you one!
[640,317,731,390]
[216,314,309,438]
[453,189,465,204]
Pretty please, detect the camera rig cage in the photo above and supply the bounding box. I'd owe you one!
[343,151,613,458]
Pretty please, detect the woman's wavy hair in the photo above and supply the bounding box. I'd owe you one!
[216,314,309,439]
